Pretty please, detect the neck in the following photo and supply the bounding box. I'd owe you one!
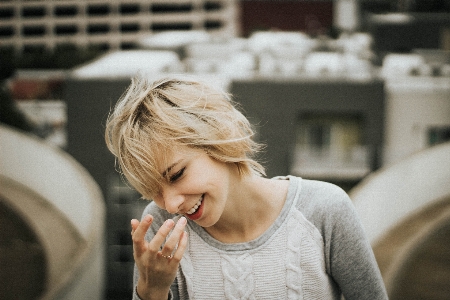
[205,175,289,243]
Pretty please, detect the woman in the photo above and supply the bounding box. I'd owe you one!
[105,76,388,300]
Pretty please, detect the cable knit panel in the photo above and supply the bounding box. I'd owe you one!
[221,253,255,300]
[178,211,338,300]
[180,229,226,299]
[286,213,303,299]
[289,209,339,299]
[175,176,340,300]
[134,177,388,300]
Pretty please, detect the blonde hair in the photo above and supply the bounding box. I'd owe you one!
[105,75,265,199]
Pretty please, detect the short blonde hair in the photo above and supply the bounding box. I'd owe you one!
[105,75,265,199]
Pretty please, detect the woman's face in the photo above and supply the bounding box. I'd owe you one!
[153,146,235,228]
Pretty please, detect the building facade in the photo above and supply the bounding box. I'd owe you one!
[0,0,238,53]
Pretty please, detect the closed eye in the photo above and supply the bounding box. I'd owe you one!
[169,167,185,183]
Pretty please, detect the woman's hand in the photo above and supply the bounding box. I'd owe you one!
[131,215,188,300]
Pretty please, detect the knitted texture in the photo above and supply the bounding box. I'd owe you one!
[178,202,339,300]
[133,176,388,300]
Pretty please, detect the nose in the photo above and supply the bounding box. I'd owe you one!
[161,187,184,214]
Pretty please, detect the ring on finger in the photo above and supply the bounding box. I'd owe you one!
[159,252,173,259]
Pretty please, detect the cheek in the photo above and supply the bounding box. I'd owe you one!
[185,171,225,196]
[179,177,207,194]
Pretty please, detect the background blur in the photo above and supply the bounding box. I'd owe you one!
[1,0,449,299]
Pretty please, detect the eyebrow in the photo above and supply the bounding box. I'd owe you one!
[161,159,183,178]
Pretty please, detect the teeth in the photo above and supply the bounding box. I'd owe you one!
[187,198,203,215]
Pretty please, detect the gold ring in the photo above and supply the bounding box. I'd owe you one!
[160,253,173,259]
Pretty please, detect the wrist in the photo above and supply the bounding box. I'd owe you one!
[136,280,170,300]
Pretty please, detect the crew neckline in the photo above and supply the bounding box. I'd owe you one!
[186,175,301,252]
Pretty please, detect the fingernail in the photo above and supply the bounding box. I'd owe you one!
[164,219,174,228]
[144,215,152,223]
[179,217,187,225]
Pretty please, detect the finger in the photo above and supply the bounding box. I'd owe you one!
[148,218,175,252]
[161,217,187,254]
[130,219,139,235]
[132,214,153,256]
[172,231,188,261]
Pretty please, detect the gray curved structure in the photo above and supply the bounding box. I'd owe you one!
[350,142,450,299]
[0,125,105,299]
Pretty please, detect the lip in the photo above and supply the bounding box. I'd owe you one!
[186,195,204,221]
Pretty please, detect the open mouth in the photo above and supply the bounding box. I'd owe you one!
[186,194,204,220]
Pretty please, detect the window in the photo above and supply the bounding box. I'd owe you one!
[120,23,139,33]
[296,114,364,151]
[204,1,222,11]
[292,113,370,180]
[0,26,14,37]
[121,42,137,50]
[87,24,110,34]
[22,25,46,36]
[428,126,450,146]
[87,5,110,16]
[205,20,222,30]
[54,6,78,17]
[151,23,192,31]
[0,7,14,19]
[54,25,78,35]
[120,4,140,15]
[151,3,193,13]
[21,6,46,18]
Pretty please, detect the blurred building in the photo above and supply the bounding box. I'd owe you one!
[1,1,450,299]
[0,0,238,53]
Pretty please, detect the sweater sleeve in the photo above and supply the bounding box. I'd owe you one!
[132,202,180,300]
[299,180,388,300]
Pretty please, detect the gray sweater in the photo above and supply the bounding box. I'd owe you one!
[133,176,388,299]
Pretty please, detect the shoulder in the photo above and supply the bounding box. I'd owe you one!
[297,179,352,214]
[292,178,359,235]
